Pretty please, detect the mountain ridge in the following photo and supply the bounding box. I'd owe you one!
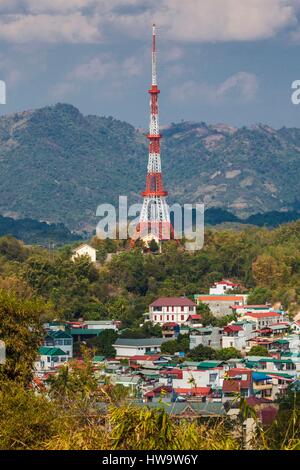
[1,103,300,230]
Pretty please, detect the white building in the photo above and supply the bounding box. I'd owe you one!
[149,297,197,325]
[113,338,168,358]
[171,367,225,390]
[36,347,69,370]
[222,322,256,351]
[209,280,240,295]
[291,320,300,333]
[43,330,73,357]
[71,244,97,263]
[240,312,284,330]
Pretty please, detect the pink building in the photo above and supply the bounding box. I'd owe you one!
[149,297,197,325]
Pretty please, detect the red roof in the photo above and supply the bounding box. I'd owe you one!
[223,325,243,333]
[188,314,202,320]
[144,386,173,397]
[214,280,240,286]
[175,387,211,397]
[129,354,161,362]
[150,297,196,307]
[162,322,178,328]
[243,312,281,319]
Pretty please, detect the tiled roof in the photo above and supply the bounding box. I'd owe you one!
[243,312,282,318]
[223,325,243,333]
[187,314,202,320]
[150,297,196,307]
[198,295,244,301]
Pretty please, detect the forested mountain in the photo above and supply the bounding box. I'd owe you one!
[1,103,300,231]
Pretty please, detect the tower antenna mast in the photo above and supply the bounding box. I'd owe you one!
[138,24,173,245]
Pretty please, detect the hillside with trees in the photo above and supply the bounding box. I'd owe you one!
[2,104,300,230]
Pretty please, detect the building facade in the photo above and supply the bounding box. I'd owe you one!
[149,297,197,325]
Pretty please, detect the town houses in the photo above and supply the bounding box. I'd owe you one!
[31,280,300,427]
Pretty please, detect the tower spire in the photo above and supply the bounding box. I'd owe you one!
[138,25,173,245]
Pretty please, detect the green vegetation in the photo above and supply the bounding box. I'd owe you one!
[0,217,300,329]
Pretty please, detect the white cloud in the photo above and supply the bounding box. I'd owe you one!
[171,71,258,104]
[51,53,143,99]
[0,13,102,43]
[0,0,298,44]
[108,0,299,43]
[216,72,258,101]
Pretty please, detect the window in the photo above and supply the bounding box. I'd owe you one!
[181,315,184,321]
[160,315,163,321]
[166,315,169,321]
[154,315,157,321]
[172,315,174,321]
[181,306,184,312]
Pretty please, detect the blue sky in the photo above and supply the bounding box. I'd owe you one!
[1,0,300,128]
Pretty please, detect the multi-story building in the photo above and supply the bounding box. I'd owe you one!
[190,327,223,350]
[240,311,284,329]
[196,294,246,317]
[149,297,197,325]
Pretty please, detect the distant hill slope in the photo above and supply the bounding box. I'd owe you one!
[0,215,81,245]
[1,103,300,230]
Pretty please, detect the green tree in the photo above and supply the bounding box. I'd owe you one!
[0,290,49,384]
[248,345,269,357]
[216,347,242,360]
[247,287,272,305]
[188,344,217,361]
[149,239,159,253]
[85,329,118,357]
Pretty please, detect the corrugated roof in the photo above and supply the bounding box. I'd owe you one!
[39,347,67,356]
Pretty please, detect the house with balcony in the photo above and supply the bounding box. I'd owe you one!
[222,325,247,351]
[36,347,69,371]
[43,330,73,357]
[149,297,197,325]
[252,371,273,399]
[240,311,284,329]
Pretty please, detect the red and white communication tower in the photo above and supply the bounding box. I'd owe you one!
[138,24,173,245]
